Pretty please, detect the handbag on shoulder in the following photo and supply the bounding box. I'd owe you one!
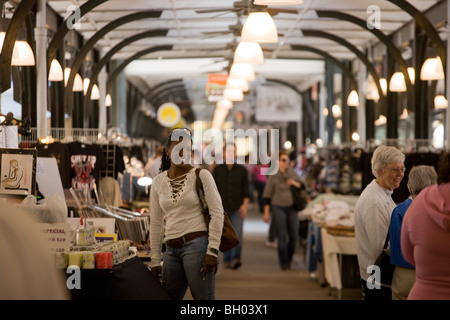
[194,168,240,253]
[291,184,308,211]
[373,230,395,286]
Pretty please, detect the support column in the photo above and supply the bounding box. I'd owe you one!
[318,80,326,143]
[357,64,366,145]
[414,31,429,140]
[98,68,107,134]
[365,99,375,141]
[386,53,398,139]
[35,0,47,138]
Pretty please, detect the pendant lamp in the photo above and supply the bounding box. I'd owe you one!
[73,73,83,92]
[0,18,10,53]
[91,84,100,100]
[234,41,264,65]
[223,88,244,102]
[48,59,64,81]
[226,77,249,92]
[83,78,90,95]
[105,94,112,107]
[420,57,445,80]
[434,95,448,109]
[379,78,387,96]
[11,27,35,66]
[241,12,278,43]
[389,72,406,92]
[229,63,255,81]
[347,90,359,107]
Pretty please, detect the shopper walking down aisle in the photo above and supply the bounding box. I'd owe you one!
[149,128,224,300]
[389,165,437,300]
[263,150,305,270]
[212,143,249,270]
[354,145,405,301]
[401,152,450,300]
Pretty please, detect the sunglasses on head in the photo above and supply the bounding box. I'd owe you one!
[170,127,192,136]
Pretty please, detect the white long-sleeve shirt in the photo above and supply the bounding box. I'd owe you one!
[150,168,224,268]
[354,179,396,281]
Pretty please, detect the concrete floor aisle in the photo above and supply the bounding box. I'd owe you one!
[212,205,363,300]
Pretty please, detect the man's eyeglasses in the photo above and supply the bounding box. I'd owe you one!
[280,158,290,163]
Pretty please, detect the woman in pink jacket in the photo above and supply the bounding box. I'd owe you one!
[401,151,450,300]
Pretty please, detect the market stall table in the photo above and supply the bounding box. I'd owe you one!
[66,256,171,300]
[321,227,358,299]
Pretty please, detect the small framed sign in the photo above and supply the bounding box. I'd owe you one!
[0,148,37,197]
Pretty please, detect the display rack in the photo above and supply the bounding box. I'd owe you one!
[20,128,100,144]
[99,143,117,179]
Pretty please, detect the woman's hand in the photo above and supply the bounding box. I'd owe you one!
[286,178,300,189]
[151,266,163,283]
[200,254,218,280]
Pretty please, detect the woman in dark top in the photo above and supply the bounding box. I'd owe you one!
[263,150,304,270]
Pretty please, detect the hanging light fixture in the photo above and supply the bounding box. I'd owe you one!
[226,77,249,92]
[379,78,388,96]
[223,88,244,102]
[407,67,415,85]
[400,108,409,120]
[0,18,11,53]
[234,41,264,65]
[241,12,278,43]
[374,115,387,126]
[420,57,444,80]
[332,104,342,118]
[64,67,71,86]
[351,132,360,142]
[11,29,35,66]
[48,59,64,81]
[105,93,112,107]
[254,0,303,4]
[364,75,379,101]
[0,19,35,66]
[347,90,359,107]
[229,63,255,81]
[91,84,100,100]
[73,73,83,92]
[389,72,406,92]
[83,78,90,95]
[434,95,448,109]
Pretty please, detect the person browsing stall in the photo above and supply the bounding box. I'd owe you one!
[389,165,437,300]
[354,145,405,301]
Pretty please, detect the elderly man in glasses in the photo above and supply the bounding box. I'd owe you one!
[354,145,406,301]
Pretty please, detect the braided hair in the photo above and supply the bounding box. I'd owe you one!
[159,128,192,174]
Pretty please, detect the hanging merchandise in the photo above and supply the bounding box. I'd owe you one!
[68,141,107,191]
[0,125,18,148]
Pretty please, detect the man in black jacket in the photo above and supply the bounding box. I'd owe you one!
[212,143,250,269]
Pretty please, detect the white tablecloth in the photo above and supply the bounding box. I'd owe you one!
[321,227,357,291]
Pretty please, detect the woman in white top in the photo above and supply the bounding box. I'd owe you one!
[150,128,224,300]
[354,145,405,301]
